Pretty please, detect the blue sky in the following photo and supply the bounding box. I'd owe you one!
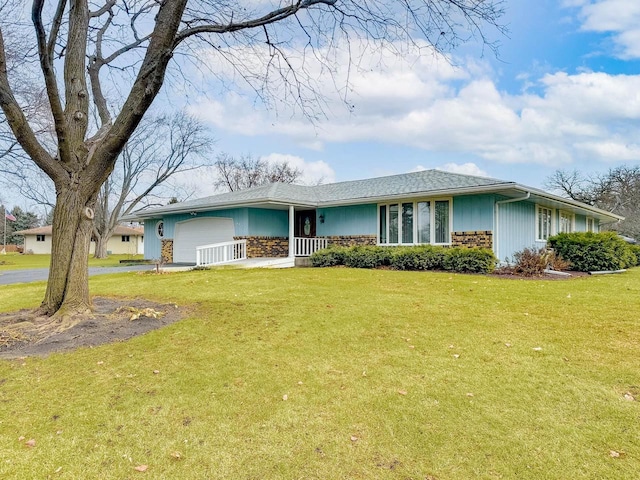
[180,0,640,195]
[4,0,640,211]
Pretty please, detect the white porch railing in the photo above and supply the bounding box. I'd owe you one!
[196,239,247,267]
[294,237,328,257]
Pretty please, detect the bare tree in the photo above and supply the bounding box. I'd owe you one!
[214,153,302,192]
[546,166,640,239]
[0,1,505,319]
[93,110,213,258]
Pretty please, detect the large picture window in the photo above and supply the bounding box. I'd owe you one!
[379,198,450,245]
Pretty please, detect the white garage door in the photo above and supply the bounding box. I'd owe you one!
[174,217,235,263]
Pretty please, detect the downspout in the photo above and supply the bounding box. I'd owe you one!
[494,192,531,262]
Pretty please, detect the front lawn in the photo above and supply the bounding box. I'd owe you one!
[0,253,144,270]
[0,268,638,479]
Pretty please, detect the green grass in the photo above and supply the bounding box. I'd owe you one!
[0,253,144,270]
[0,267,639,479]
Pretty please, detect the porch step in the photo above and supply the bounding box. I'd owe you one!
[236,257,295,269]
[295,257,313,267]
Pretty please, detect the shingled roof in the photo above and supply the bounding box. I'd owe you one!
[128,169,515,219]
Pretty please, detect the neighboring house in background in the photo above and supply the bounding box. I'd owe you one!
[123,169,622,266]
[15,225,144,255]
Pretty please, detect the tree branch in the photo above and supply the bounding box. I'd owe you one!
[174,0,337,47]
[32,0,69,167]
[0,28,62,181]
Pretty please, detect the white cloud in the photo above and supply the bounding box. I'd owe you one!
[437,163,489,177]
[261,153,336,185]
[571,0,640,59]
[188,40,640,169]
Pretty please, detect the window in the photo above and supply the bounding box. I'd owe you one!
[586,217,596,232]
[536,206,553,241]
[36,235,45,242]
[402,203,414,243]
[379,198,451,245]
[559,211,574,234]
[122,235,130,242]
[379,206,387,244]
[435,200,450,244]
[156,221,164,239]
[416,201,430,243]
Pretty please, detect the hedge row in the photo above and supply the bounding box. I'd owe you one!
[547,232,638,272]
[309,245,497,274]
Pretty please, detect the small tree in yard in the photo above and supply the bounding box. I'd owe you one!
[92,111,213,258]
[0,0,504,321]
[4,206,41,245]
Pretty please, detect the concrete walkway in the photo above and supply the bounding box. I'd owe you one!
[0,265,156,286]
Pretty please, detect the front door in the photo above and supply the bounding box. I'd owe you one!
[295,210,316,238]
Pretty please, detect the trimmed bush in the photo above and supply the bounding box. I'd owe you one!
[547,232,636,272]
[309,246,348,267]
[389,245,446,271]
[629,244,640,267]
[442,247,497,273]
[344,246,392,269]
[310,244,497,274]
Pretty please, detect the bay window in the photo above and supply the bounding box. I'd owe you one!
[379,198,450,245]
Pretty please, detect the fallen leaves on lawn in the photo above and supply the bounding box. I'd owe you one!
[609,450,625,458]
[134,465,148,472]
[117,306,166,321]
[170,451,182,460]
[25,439,36,448]
[398,390,407,396]
[623,392,635,401]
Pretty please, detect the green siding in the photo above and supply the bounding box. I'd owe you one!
[248,209,289,236]
[317,204,377,236]
[452,194,495,231]
[496,200,544,262]
[143,218,163,259]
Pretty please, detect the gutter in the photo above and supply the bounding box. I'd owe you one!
[494,192,531,262]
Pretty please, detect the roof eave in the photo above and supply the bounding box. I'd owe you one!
[514,185,624,222]
[122,198,318,220]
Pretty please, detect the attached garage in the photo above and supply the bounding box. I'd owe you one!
[173,217,235,263]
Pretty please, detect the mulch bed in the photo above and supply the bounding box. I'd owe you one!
[0,297,186,359]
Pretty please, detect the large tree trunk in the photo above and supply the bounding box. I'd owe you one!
[41,185,97,316]
[93,233,108,259]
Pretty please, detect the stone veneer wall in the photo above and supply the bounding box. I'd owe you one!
[326,235,377,247]
[451,231,493,249]
[161,239,174,263]
[234,236,289,258]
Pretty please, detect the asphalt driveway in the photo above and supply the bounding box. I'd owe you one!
[0,265,156,286]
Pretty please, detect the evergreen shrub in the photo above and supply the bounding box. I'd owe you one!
[310,245,497,274]
[547,232,637,272]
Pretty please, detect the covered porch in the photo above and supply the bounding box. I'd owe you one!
[194,205,328,268]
